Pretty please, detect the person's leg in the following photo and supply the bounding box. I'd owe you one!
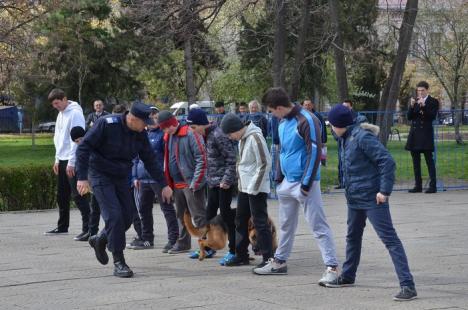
[218,187,236,255]
[89,195,101,236]
[340,208,367,282]
[367,207,415,288]
[68,174,90,233]
[248,192,273,262]
[56,160,71,231]
[138,183,155,243]
[273,181,300,262]
[169,188,191,252]
[230,191,251,262]
[131,186,142,239]
[410,151,422,190]
[206,186,220,221]
[423,151,437,190]
[152,183,179,246]
[183,187,207,229]
[302,181,338,268]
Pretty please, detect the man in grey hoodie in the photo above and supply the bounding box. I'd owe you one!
[44,88,90,242]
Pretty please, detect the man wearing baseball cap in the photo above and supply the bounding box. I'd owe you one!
[75,102,172,278]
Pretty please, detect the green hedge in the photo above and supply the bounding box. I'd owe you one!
[0,165,56,212]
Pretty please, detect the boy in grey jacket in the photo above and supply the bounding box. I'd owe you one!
[159,111,208,255]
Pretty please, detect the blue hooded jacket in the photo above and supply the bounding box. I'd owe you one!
[132,127,165,185]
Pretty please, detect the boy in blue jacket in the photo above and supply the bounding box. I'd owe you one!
[325,104,417,301]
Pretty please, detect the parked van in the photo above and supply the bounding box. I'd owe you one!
[170,101,214,116]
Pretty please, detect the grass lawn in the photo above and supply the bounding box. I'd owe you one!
[1,133,467,191]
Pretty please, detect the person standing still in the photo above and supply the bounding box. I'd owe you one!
[406,81,439,194]
[86,99,109,129]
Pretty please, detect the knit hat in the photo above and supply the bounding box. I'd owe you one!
[187,108,209,125]
[328,104,354,128]
[158,110,179,129]
[70,126,85,142]
[220,113,244,134]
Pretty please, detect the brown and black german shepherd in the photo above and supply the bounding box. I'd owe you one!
[183,211,227,261]
[248,217,278,255]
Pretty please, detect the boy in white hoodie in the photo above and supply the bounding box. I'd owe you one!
[220,113,273,268]
[44,89,90,241]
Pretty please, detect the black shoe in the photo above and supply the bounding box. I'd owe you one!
[334,185,344,189]
[324,275,355,288]
[162,242,175,253]
[44,228,68,235]
[74,231,90,241]
[425,187,437,194]
[113,261,134,278]
[129,239,154,250]
[89,234,109,265]
[224,255,250,267]
[393,286,417,301]
[408,187,422,193]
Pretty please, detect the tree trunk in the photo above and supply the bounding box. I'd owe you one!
[377,0,418,145]
[272,0,287,88]
[328,0,348,102]
[184,36,196,104]
[289,0,312,101]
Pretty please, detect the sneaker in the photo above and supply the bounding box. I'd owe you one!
[189,250,200,259]
[44,228,68,235]
[393,286,417,301]
[189,249,216,259]
[318,267,339,286]
[129,239,154,250]
[162,242,175,253]
[224,255,250,267]
[325,275,355,288]
[113,261,134,278]
[252,258,287,275]
[219,252,236,266]
[74,231,90,242]
[408,187,422,193]
[168,244,191,254]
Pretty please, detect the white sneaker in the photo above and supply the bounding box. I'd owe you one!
[253,258,288,275]
[318,266,338,286]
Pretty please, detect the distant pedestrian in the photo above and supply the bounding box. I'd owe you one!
[86,99,109,129]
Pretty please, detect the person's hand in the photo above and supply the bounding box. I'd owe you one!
[53,163,59,175]
[77,180,90,196]
[419,98,425,107]
[66,165,75,178]
[133,179,140,190]
[161,186,173,203]
[220,182,230,189]
[376,192,388,204]
[410,97,416,107]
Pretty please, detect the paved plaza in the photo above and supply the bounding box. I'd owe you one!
[1,190,467,310]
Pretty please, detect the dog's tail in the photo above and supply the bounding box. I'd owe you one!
[183,211,203,238]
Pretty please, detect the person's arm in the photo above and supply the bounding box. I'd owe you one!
[75,118,105,181]
[358,132,395,196]
[85,113,92,129]
[188,131,207,191]
[298,115,322,194]
[247,134,270,194]
[217,131,237,187]
[423,97,439,121]
[261,116,268,137]
[67,111,86,168]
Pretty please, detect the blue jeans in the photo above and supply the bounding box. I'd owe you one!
[341,207,415,287]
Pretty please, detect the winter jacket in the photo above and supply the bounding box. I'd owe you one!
[205,125,237,188]
[86,111,109,129]
[54,100,85,167]
[237,122,271,195]
[340,122,395,209]
[164,124,207,191]
[312,109,327,144]
[268,116,280,145]
[277,105,321,193]
[246,112,268,137]
[405,95,439,152]
[132,127,165,184]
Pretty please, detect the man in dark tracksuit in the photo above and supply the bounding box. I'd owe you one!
[75,102,172,278]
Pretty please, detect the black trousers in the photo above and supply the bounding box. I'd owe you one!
[235,192,273,261]
[410,151,437,189]
[57,160,90,232]
[88,195,101,235]
[206,186,236,254]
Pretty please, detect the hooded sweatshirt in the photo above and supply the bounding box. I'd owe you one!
[54,100,85,167]
[237,122,271,195]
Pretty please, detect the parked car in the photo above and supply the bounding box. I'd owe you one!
[37,121,56,132]
[170,101,214,116]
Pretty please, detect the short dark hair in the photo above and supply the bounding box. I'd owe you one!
[215,101,224,108]
[343,99,353,107]
[301,98,313,106]
[261,87,291,108]
[239,102,247,107]
[416,81,429,89]
[48,88,66,102]
[112,104,127,114]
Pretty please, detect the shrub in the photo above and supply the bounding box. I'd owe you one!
[0,165,56,212]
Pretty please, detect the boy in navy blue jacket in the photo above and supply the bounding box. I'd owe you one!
[325,104,417,301]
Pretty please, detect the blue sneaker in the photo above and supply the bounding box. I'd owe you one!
[219,252,235,266]
[189,250,200,259]
[205,249,216,258]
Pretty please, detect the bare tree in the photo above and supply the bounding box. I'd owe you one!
[272,0,287,88]
[414,0,467,144]
[377,0,419,145]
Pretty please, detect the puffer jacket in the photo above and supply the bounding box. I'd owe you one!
[340,123,395,209]
[205,125,237,188]
[164,124,207,191]
[132,127,165,184]
[237,122,271,195]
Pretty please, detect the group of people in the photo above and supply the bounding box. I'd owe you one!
[41,82,444,302]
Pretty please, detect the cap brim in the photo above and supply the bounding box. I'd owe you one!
[144,118,155,125]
